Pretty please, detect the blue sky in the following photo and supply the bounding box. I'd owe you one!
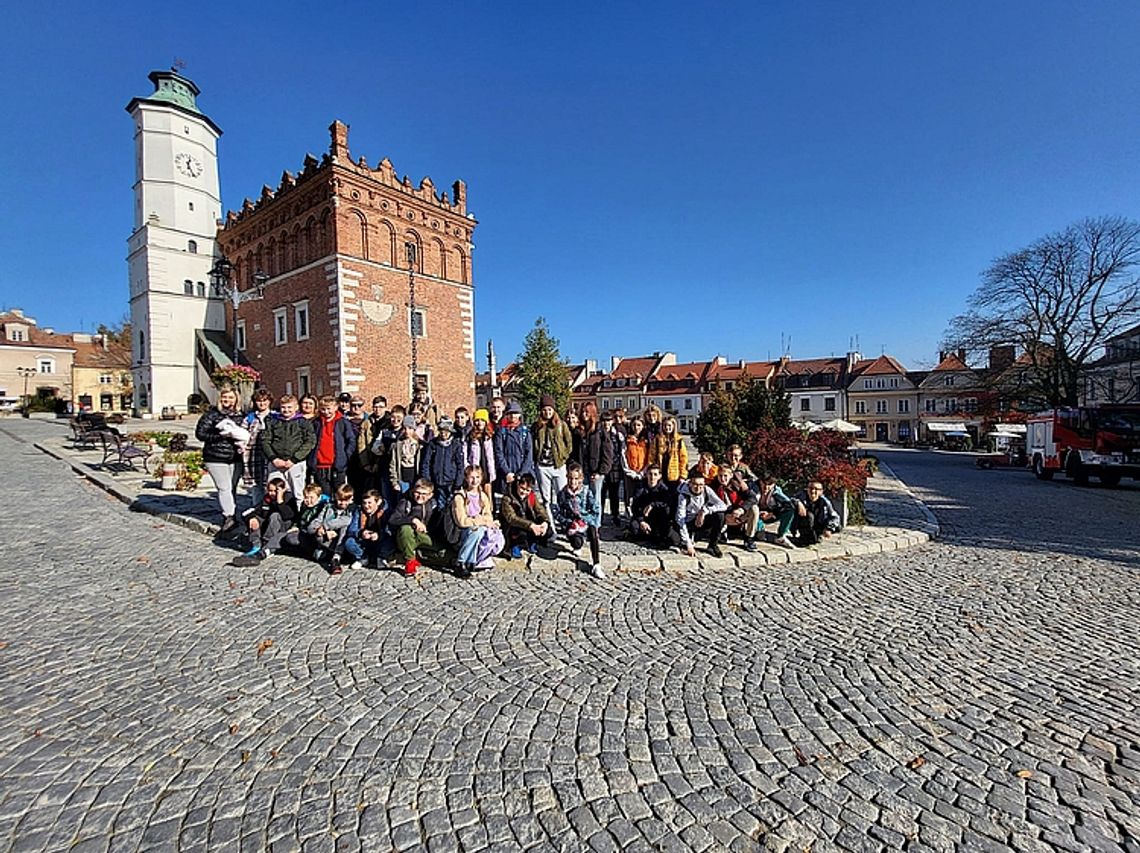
[2,2,1138,371]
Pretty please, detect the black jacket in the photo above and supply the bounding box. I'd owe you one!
[580,426,614,479]
[196,408,244,464]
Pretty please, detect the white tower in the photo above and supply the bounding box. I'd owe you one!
[125,70,225,415]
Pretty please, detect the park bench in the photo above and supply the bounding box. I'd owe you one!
[70,418,112,450]
[98,430,153,473]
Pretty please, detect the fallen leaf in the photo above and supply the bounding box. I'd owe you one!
[0,642,8,651]
[1016,769,1033,779]
[232,597,246,606]
[793,746,811,766]
[241,751,251,763]
[136,555,150,564]
[907,756,926,769]
[256,638,274,657]
[228,723,239,735]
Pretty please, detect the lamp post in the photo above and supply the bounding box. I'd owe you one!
[405,241,419,399]
[210,256,268,364]
[16,366,34,415]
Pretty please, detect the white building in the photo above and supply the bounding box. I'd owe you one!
[125,70,225,414]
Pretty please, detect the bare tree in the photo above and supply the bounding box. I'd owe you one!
[945,216,1140,407]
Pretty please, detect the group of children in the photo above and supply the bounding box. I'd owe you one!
[207,387,842,578]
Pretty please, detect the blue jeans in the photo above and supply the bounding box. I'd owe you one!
[457,526,486,565]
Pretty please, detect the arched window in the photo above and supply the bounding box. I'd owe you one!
[350,210,369,260]
[187,239,198,253]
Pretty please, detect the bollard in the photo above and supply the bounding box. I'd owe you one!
[161,463,180,490]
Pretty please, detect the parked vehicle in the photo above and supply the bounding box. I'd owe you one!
[1027,406,1140,486]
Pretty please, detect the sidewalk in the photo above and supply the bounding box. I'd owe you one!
[33,424,938,572]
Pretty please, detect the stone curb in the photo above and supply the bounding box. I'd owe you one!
[33,438,938,572]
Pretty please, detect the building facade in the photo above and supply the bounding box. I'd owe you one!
[643,360,712,433]
[775,355,853,424]
[847,355,918,442]
[0,310,75,408]
[125,70,226,415]
[216,122,477,409]
[1082,323,1140,406]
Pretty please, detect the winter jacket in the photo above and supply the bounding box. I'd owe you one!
[359,416,395,474]
[605,426,626,482]
[795,491,842,534]
[297,495,331,534]
[758,484,796,515]
[388,437,423,491]
[554,484,601,530]
[712,478,758,512]
[623,434,650,476]
[452,489,496,529]
[631,481,673,518]
[347,504,388,542]
[500,485,553,531]
[580,426,614,480]
[244,492,298,528]
[493,423,535,483]
[464,433,497,487]
[421,437,466,496]
[262,413,318,464]
[649,433,688,483]
[532,417,573,468]
[309,412,355,471]
[195,407,245,464]
[389,497,444,539]
[675,483,729,546]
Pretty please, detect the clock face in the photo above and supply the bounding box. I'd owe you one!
[175,152,203,178]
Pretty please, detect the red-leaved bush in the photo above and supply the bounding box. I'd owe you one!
[746,428,869,495]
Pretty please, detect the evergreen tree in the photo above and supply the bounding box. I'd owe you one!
[515,317,570,422]
[694,378,791,457]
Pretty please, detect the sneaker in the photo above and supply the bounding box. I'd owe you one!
[527,542,539,554]
[591,563,606,580]
[313,548,327,563]
[349,560,363,571]
[404,558,419,577]
[745,539,759,552]
[231,553,260,567]
[708,543,724,559]
[242,545,261,557]
[455,563,472,579]
[329,558,343,575]
[775,535,796,549]
[510,545,523,560]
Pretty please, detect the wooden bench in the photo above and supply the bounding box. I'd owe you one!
[69,418,111,450]
[98,430,153,473]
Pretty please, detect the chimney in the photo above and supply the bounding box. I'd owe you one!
[610,356,622,372]
[957,348,966,363]
[846,350,861,371]
[585,358,598,375]
[988,345,1015,371]
[938,351,947,363]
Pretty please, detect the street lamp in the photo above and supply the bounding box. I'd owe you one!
[16,366,34,413]
[210,255,268,364]
[405,241,419,398]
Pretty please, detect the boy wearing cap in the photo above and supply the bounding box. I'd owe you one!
[532,394,572,510]
[420,415,466,508]
[493,400,535,497]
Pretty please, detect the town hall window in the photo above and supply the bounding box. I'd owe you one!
[294,300,310,341]
[273,308,288,346]
[410,308,426,339]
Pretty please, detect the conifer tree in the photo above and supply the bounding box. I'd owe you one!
[515,317,570,422]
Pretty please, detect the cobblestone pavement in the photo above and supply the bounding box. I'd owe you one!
[1,421,1138,852]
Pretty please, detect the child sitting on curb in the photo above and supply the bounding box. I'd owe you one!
[555,462,605,580]
[282,483,329,563]
[341,489,391,569]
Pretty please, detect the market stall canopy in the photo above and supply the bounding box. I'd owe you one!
[820,418,861,433]
[992,423,1027,435]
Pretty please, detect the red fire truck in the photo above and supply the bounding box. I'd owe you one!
[1027,406,1140,486]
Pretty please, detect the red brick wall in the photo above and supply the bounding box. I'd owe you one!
[218,123,476,409]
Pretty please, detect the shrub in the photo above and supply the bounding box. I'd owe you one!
[695,378,791,456]
[162,450,205,490]
[746,427,869,497]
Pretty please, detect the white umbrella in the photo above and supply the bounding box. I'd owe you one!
[820,418,860,433]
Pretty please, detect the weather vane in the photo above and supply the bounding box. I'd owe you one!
[172,57,187,73]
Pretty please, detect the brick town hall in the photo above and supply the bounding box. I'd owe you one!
[126,69,477,415]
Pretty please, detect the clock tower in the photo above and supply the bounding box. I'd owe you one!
[125,69,225,415]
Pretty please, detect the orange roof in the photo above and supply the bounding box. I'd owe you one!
[851,355,909,377]
[653,360,712,382]
[930,353,971,372]
[72,339,131,370]
[610,356,660,381]
[707,360,777,381]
